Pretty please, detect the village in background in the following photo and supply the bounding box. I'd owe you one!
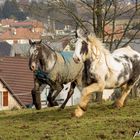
[0,0,140,110]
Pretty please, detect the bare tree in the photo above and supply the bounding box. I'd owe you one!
[22,0,140,50]
[48,0,140,50]
[22,0,140,101]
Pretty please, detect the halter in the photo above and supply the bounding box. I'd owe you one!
[34,68,56,85]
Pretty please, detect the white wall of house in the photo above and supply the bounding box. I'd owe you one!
[40,85,49,108]
[18,39,29,44]
[5,40,14,45]
[55,30,65,35]
[5,39,29,45]
[0,81,21,111]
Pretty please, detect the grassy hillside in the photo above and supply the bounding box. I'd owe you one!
[0,99,140,140]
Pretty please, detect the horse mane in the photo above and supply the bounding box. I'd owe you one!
[41,41,56,53]
[87,34,115,73]
[87,34,109,56]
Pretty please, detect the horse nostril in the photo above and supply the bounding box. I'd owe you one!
[31,65,35,71]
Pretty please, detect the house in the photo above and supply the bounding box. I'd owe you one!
[0,19,46,45]
[0,41,12,56]
[104,25,124,41]
[55,24,75,36]
[10,43,30,57]
[0,19,15,28]
[0,27,41,45]
[0,57,34,110]
[10,20,46,35]
[0,41,30,57]
[63,38,75,51]
[49,36,73,51]
[0,19,46,34]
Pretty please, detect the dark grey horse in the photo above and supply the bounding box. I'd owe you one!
[29,40,83,110]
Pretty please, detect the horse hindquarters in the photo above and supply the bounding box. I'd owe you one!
[115,56,140,108]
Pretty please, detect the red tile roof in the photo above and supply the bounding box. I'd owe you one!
[0,19,44,29]
[10,20,44,28]
[0,19,16,26]
[0,57,34,106]
[104,25,124,41]
[0,27,41,40]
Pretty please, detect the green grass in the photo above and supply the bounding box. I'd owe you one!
[0,99,140,140]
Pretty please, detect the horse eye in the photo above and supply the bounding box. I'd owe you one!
[75,32,78,38]
[80,41,88,55]
[85,32,88,35]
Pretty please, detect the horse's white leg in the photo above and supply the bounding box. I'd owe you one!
[115,84,133,108]
[74,82,105,118]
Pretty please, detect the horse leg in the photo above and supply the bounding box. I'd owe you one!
[74,81,105,118]
[31,79,41,110]
[60,82,76,110]
[114,83,133,108]
[47,88,56,107]
[51,86,63,106]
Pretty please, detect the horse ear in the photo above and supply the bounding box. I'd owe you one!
[76,27,89,38]
[29,39,33,45]
[76,28,83,38]
[35,40,42,49]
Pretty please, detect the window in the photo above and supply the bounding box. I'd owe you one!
[3,91,8,106]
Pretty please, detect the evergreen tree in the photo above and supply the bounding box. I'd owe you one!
[1,0,27,20]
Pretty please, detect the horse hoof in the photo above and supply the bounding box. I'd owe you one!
[35,105,41,110]
[113,100,123,108]
[72,108,84,118]
[47,101,58,107]
[72,112,83,118]
[47,103,51,107]
[53,101,59,106]
[71,112,76,117]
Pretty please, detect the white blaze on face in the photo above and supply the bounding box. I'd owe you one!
[29,47,38,56]
[29,46,39,71]
[73,38,83,62]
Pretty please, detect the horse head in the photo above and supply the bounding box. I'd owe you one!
[29,39,43,72]
[73,28,102,63]
[29,39,57,72]
[73,27,91,63]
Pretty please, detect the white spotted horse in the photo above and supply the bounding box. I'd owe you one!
[73,28,140,117]
[29,40,83,110]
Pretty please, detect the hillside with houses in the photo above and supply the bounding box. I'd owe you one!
[0,0,140,111]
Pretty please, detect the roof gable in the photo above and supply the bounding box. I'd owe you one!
[0,57,34,106]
